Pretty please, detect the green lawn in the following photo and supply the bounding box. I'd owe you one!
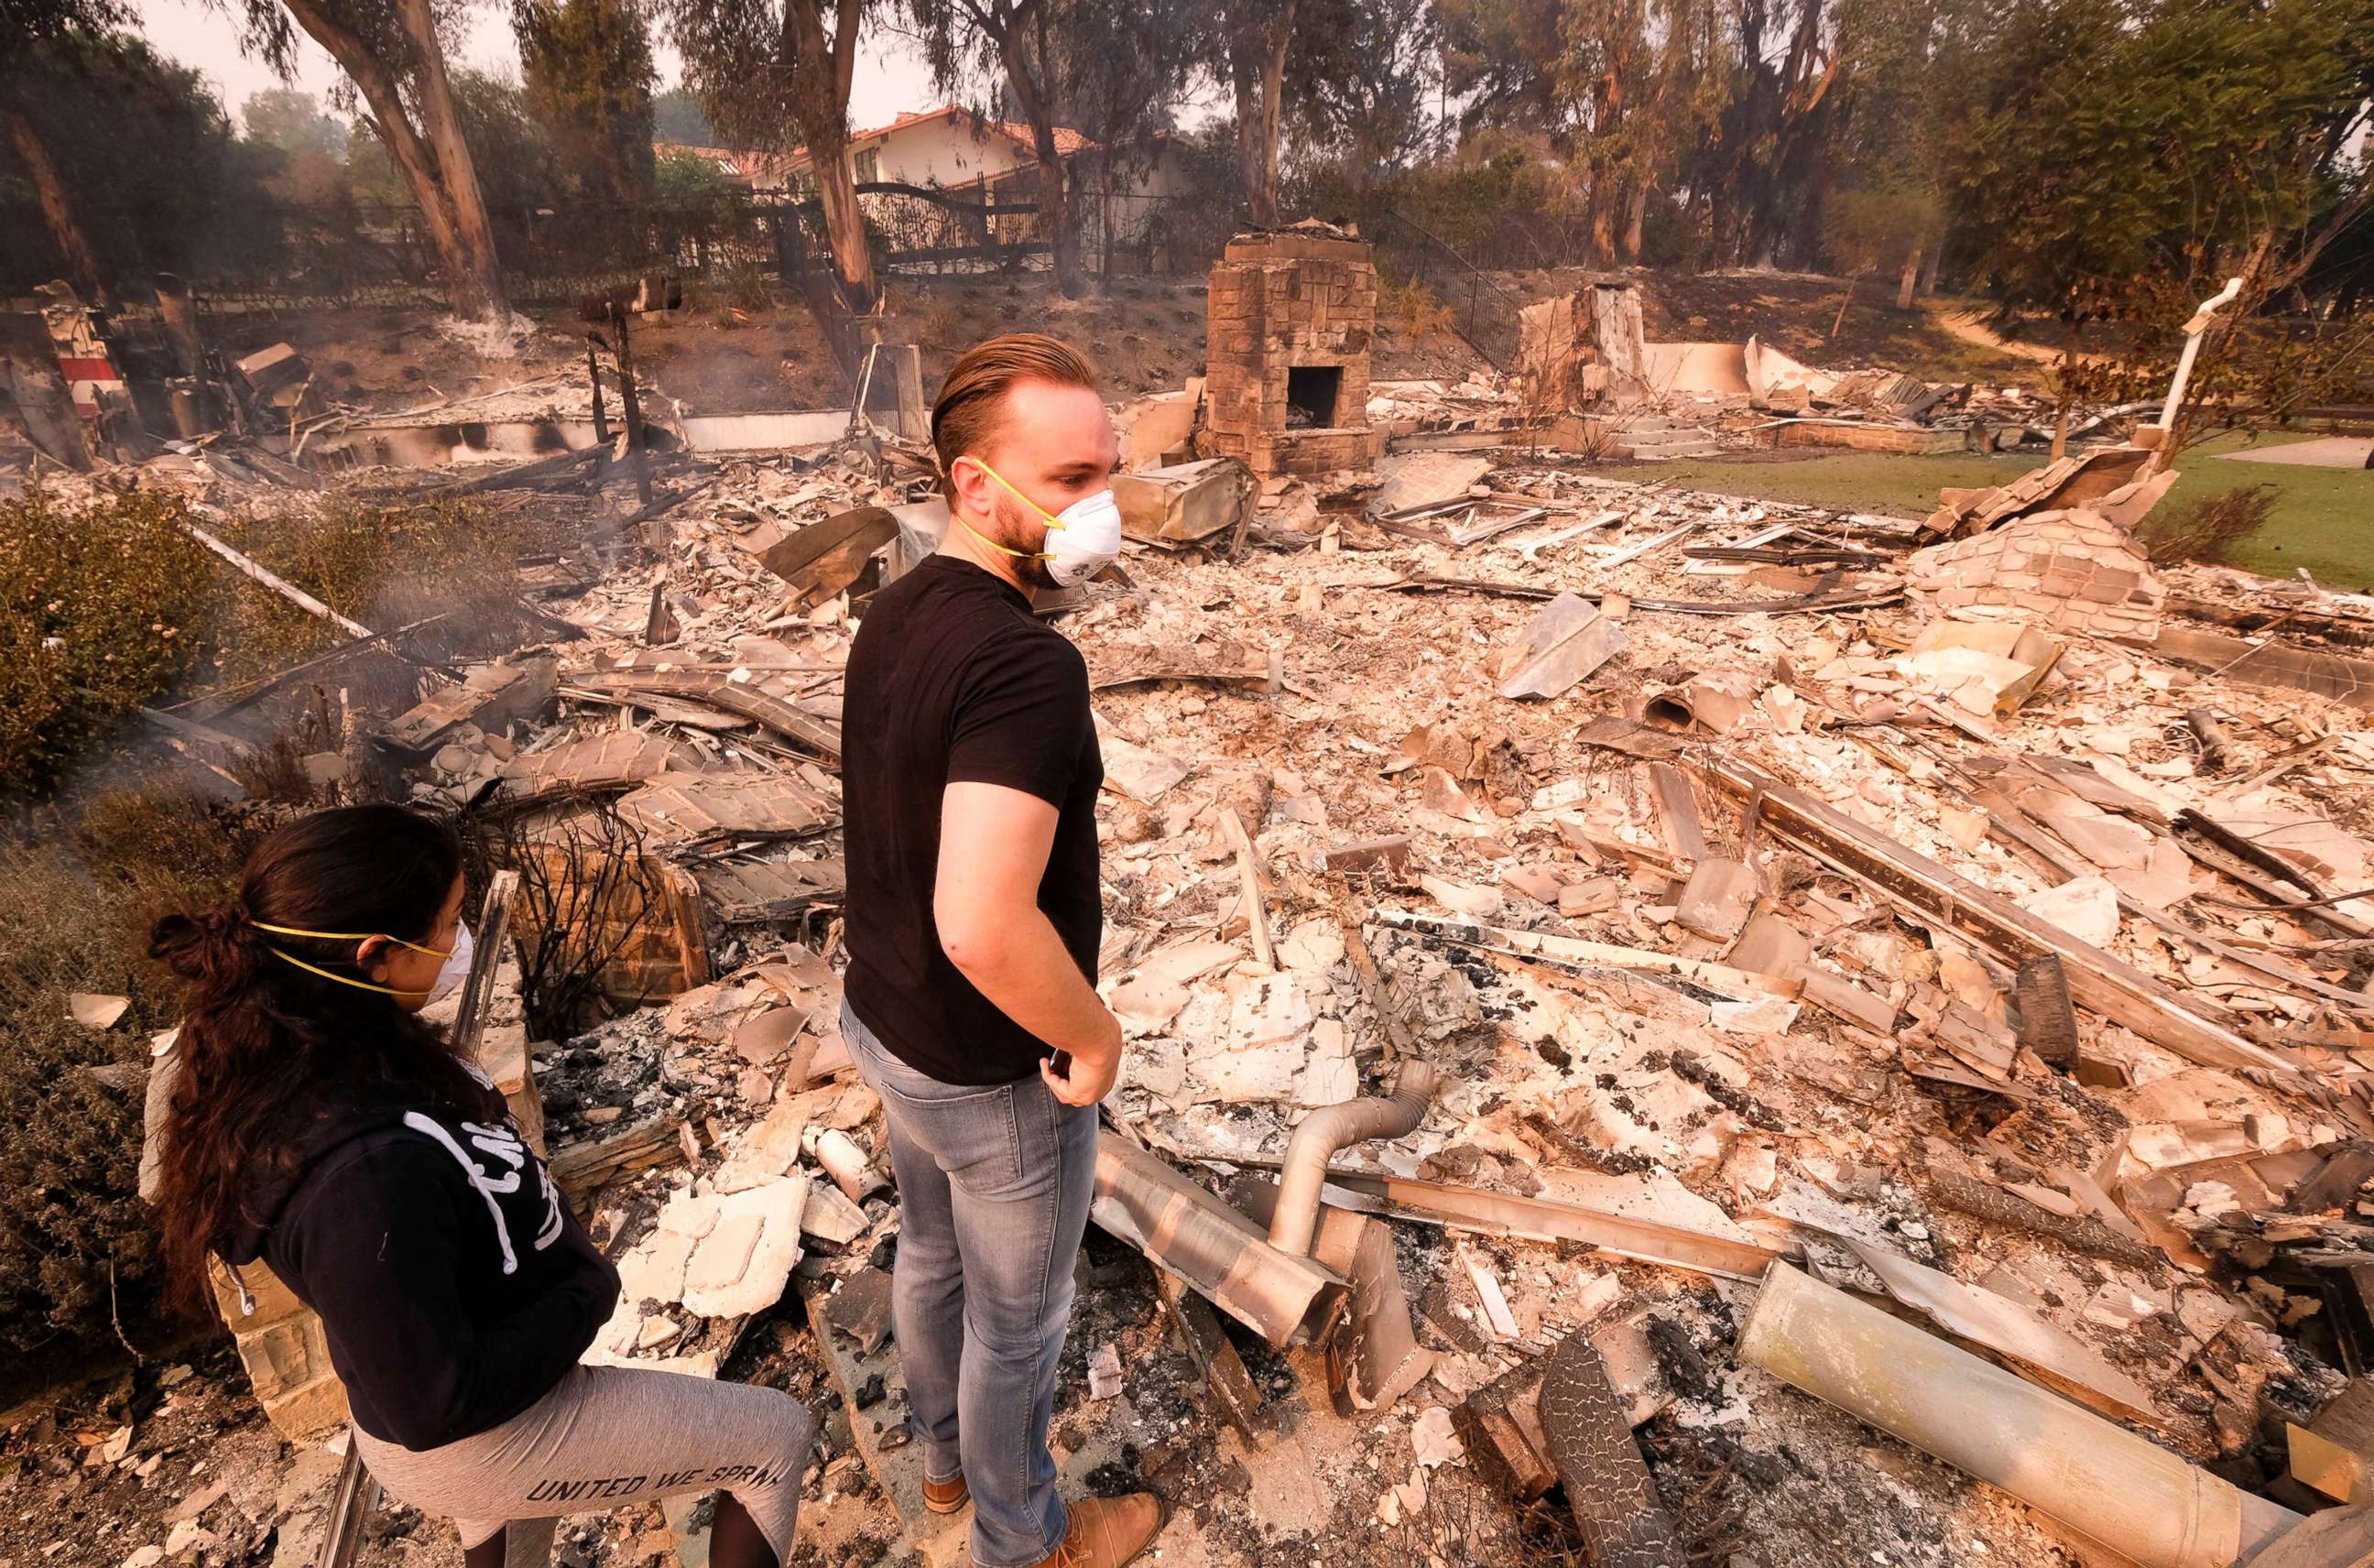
[1647,430,2373,591]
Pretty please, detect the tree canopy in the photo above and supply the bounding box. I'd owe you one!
[516,0,657,210]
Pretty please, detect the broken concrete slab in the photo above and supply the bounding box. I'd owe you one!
[1497,593,1626,701]
[1371,452,1490,514]
[2018,875,2122,947]
[1107,939,1241,1036]
[2218,436,2374,469]
[1100,732,1193,803]
[1114,457,1253,544]
[681,1176,809,1318]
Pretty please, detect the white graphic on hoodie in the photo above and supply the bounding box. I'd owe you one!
[403,1114,563,1274]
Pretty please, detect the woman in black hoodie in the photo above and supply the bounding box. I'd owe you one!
[150,806,815,1568]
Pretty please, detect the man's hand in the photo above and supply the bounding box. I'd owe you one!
[1040,1042,1118,1106]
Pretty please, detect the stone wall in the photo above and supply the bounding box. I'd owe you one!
[1203,230,1381,478]
[1906,509,2165,640]
[212,1258,349,1443]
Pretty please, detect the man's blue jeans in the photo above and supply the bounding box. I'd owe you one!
[841,1004,1098,1568]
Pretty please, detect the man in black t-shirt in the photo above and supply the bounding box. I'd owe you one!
[839,334,1158,1568]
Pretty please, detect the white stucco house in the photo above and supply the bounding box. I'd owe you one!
[659,104,1188,267]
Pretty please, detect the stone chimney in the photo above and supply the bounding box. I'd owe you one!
[1202,225,1381,477]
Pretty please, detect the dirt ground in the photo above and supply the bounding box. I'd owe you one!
[201,264,2028,431]
[223,269,1486,426]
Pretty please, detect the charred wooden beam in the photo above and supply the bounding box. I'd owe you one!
[1537,1333,1682,1568]
[2014,953,2080,1070]
[1925,1169,2159,1270]
[1153,1268,1273,1448]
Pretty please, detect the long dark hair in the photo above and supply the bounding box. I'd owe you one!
[148,805,483,1316]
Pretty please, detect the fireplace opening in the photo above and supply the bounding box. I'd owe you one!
[1285,365,1342,429]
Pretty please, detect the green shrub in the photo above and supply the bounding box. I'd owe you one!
[0,489,216,793]
[1382,276,1456,339]
[2136,483,2278,567]
[0,791,254,1376]
[212,491,543,685]
[0,1007,155,1373]
[700,257,775,315]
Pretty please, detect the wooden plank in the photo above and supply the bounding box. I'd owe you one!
[1372,909,1799,1002]
[1310,1164,1790,1282]
[313,1442,381,1568]
[1154,1269,1273,1447]
[2292,1143,2374,1216]
[2241,1496,2374,1568]
[1536,1333,1683,1568]
[1693,756,2296,1078]
[2314,1378,2374,1454]
[183,521,375,638]
[2150,625,2374,711]
[569,670,842,763]
[1453,1359,1558,1502]
[1925,1169,2159,1269]
[548,1116,685,1197]
[1217,808,1274,968]
[1647,763,1709,864]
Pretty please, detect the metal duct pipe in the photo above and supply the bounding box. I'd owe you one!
[1268,1060,1438,1258]
[1739,1262,2299,1568]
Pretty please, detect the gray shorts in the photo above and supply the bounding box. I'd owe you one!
[354,1362,817,1565]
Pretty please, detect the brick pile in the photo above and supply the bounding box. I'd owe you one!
[1904,508,2165,639]
[1202,229,1381,477]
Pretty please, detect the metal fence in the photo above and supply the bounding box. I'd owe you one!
[1368,209,1529,371]
[14,180,1233,315]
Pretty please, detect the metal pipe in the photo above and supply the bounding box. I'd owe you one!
[1268,1060,1438,1258]
[1739,1262,2298,1568]
[2144,275,2244,476]
[2157,275,2245,434]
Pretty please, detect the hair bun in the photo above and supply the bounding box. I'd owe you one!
[149,902,256,984]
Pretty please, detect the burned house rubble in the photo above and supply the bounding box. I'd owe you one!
[14,245,2374,1568]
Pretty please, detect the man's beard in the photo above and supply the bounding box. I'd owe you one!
[987,493,1055,589]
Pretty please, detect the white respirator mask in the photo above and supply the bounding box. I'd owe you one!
[960,458,1123,587]
[426,920,475,1007]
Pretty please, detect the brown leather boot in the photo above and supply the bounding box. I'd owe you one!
[924,1473,970,1514]
[1021,1494,1161,1568]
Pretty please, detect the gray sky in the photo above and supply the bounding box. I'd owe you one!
[134,0,946,137]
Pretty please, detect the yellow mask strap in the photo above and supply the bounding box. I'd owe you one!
[252,920,451,960]
[952,457,1065,563]
[267,947,429,998]
[953,513,1052,562]
[964,457,1067,529]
